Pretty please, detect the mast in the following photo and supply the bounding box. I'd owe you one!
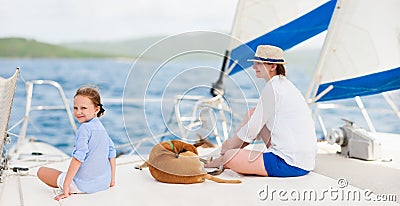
[210,0,242,97]
[210,50,229,96]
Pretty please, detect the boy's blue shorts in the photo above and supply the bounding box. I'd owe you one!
[263,152,309,177]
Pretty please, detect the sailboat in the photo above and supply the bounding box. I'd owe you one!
[1,0,399,205]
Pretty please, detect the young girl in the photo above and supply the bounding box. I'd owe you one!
[37,86,116,201]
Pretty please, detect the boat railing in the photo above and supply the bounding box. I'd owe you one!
[173,94,231,146]
[314,91,400,139]
[117,95,258,153]
[382,92,400,120]
[7,80,77,148]
[6,78,257,156]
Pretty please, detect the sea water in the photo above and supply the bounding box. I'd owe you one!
[1,58,399,155]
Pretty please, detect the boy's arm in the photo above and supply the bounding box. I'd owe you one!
[109,158,116,187]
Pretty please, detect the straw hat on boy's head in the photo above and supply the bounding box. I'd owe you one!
[248,45,287,64]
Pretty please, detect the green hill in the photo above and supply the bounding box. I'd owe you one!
[0,36,321,64]
[0,34,231,59]
[62,36,164,58]
[0,38,112,58]
[62,33,231,60]
[62,34,321,64]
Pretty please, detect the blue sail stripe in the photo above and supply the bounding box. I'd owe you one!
[228,0,337,75]
[316,67,400,102]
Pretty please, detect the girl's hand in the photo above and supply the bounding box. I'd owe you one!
[220,139,231,155]
[54,185,71,201]
[54,193,69,201]
[110,179,115,187]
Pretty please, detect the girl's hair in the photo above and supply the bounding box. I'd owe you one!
[276,64,286,76]
[267,63,286,76]
[74,86,105,117]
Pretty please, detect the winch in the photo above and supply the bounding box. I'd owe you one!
[326,119,382,160]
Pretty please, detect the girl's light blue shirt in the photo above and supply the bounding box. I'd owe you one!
[72,117,116,193]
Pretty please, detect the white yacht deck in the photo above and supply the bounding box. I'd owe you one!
[1,134,399,206]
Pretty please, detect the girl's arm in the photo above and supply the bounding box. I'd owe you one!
[55,157,81,201]
[220,136,249,155]
[109,158,116,187]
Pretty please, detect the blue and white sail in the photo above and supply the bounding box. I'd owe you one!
[227,0,337,75]
[307,0,400,102]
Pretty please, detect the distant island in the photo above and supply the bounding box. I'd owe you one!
[0,34,230,59]
[0,36,320,67]
[0,38,112,58]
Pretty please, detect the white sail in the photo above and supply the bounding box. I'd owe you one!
[308,0,400,102]
[227,0,336,75]
[0,68,19,153]
[229,0,330,49]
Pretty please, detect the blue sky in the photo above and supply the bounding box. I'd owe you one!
[0,0,238,43]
